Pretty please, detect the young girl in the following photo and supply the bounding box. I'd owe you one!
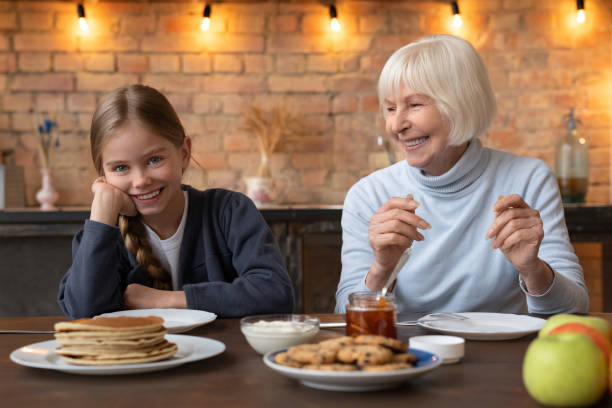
[58,84,294,319]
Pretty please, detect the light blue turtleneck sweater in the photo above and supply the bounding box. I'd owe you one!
[335,139,588,314]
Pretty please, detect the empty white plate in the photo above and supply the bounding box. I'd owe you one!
[96,309,217,334]
[417,313,546,340]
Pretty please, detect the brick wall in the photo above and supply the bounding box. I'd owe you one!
[0,0,610,206]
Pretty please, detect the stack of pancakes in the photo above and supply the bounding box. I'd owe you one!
[54,316,178,366]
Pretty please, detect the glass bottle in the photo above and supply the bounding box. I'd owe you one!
[555,108,588,203]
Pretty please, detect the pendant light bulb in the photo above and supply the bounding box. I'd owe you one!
[451,2,462,28]
[576,0,586,24]
[329,5,340,32]
[201,4,211,31]
[77,4,89,33]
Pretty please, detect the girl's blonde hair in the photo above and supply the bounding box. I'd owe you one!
[378,34,497,146]
[90,84,187,290]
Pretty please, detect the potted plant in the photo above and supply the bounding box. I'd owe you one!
[239,103,302,205]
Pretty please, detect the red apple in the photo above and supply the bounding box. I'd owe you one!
[549,322,610,362]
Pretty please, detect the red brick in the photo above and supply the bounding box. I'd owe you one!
[182,54,211,73]
[589,148,610,168]
[14,34,76,51]
[165,93,192,113]
[272,15,298,32]
[205,115,237,133]
[2,92,32,112]
[0,12,16,29]
[36,93,64,112]
[193,94,222,114]
[0,74,6,90]
[331,171,358,190]
[587,91,611,111]
[228,152,260,171]
[206,170,240,190]
[144,74,205,94]
[340,56,359,73]
[53,54,83,71]
[291,153,326,169]
[302,14,329,34]
[267,35,327,54]
[79,35,138,52]
[160,16,200,34]
[586,185,609,204]
[19,12,53,30]
[276,55,305,74]
[228,14,265,34]
[120,15,156,35]
[522,92,551,109]
[286,95,330,114]
[190,152,228,170]
[213,55,242,73]
[151,54,180,73]
[191,133,222,152]
[220,95,246,114]
[268,75,326,92]
[0,115,9,131]
[76,73,137,92]
[332,94,358,113]
[300,168,328,186]
[84,54,114,72]
[244,54,273,73]
[67,93,96,112]
[18,52,51,72]
[580,112,610,128]
[490,13,520,30]
[307,55,337,73]
[554,92,587,109]
[117,54,147,73]
[359,14,385,33]
[360,95,380,112]
[0,53,16,72]
[333,75,376,92]
[12,74,73,91]
[202,34,264,53]
[360,55,387,73]
[0,33,8,50]
[204,75,266,94]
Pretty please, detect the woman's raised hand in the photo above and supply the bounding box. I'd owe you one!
[366,195,430,290]
[90,177,137,225]
[486,194,553,294]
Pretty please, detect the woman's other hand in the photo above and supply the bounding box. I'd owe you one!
[90,177,137,225]
[123,283,187,309]
[486,194,553,294]
[366,195,430,291]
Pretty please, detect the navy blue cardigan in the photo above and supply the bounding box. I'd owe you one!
[58,186,294,319]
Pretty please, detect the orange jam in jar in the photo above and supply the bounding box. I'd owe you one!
[345,292,397,339]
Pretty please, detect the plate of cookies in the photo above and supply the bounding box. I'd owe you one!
[10,316,225,375]
[263,335,442,391]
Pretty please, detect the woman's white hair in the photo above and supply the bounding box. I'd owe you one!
[378,34,497,146]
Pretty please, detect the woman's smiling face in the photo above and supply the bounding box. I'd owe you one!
[383,86,467,176]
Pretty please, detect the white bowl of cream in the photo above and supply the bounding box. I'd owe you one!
[240,314,320,354]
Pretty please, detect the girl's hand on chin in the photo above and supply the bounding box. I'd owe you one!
[91,177,137,217]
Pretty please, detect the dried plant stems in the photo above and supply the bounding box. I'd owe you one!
[240,103,303,178]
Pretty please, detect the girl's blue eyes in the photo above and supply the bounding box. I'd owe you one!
[112,157,162,172]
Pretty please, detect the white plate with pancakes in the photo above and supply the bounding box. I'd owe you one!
[10,334,225,375]
[96,309,217,333]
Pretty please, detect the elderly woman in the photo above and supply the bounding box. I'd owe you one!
[335,34,588,314]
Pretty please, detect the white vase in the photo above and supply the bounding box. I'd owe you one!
[35,168,59,210]
[245,177,277,205]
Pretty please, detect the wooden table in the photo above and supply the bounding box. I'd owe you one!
[2,314,611,407]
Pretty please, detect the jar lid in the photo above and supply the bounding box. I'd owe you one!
[409,335,465,364]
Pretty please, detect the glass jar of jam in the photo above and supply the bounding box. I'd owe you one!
[345,291,397,339]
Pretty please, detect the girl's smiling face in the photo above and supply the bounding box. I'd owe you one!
[384,86,467,176]
[101,122,190,229]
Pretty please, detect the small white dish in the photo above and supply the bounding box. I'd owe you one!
[409,335,465,364]
[241,314,319,354]
[417,312,546,341]
[10,334,225,375]
[96,309,217,334]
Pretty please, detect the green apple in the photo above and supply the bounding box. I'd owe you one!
[539,314,612,342]
[523,332,608,406]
